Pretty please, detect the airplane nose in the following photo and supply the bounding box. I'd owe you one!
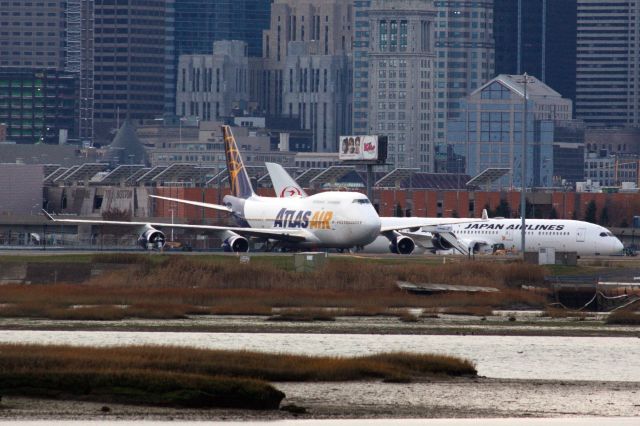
[363,212,382,244]
[615,239,624,253]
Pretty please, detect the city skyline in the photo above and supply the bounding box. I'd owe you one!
[1,0,640,188]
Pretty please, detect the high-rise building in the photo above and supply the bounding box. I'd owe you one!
[177,41,250,121]
[576,0,640,128]
[433,1,495,145]
[448,74,573,188]
[93,0,174,143]
[282,42,352,152]
[0,0,93,143]
[255,0,353,152]
[493,0,577,103]
[174,0,271,58]
[260,0,353,117]
[0,69,76,144]
[352,0,372,136]
[172,0,269,118]
[354,0,437,171]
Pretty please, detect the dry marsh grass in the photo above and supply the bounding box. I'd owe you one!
[0,344,477,383]
[0,256,550,319]
[267,308,336,322]
[0,344,290,409]
[0,344,476,407]
[606,309,640,325]
[441,306,495,316]
[544,307,588,320]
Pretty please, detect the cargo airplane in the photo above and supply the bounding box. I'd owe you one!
[265,163,624,256]
[43,126,454,252]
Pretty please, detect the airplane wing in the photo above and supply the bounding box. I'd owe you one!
[149,195,233,213]
[42,210,309,243]
[380,218,481,256]
[379,218,482,233]
[265,162,307,198]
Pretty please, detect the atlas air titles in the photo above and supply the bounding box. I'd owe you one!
[273,208,334,229]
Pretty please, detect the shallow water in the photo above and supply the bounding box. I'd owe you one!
[0,330,638,382]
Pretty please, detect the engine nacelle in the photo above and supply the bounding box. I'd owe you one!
[389,236,416,255]
[138,228,166,250]
[431,233,453,251]
[222,236,250,252]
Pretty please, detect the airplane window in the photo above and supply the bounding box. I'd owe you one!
[353,199,370,204]
[599,232,607,237]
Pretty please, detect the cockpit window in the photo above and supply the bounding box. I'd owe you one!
[600,232,614,237]
[353,199,370,204]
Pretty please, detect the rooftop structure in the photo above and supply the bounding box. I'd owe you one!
[106,120,149,166]
[447,74,573,188]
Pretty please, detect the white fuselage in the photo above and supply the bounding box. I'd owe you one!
[225,191,381,248]
[364,217,623,256]
[427,218,622,256]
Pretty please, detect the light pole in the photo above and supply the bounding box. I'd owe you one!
[520,73,529,257]
[169,206,175,241]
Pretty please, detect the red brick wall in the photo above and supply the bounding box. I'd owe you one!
[425,191,438,217]
[154,187,640,226]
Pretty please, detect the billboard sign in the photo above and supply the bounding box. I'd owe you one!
[339,135,380,161]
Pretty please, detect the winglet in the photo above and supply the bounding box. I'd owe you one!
[482,209,489,220]
[42,209,55,221]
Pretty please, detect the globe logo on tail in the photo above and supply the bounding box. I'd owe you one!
[280,186,302,197]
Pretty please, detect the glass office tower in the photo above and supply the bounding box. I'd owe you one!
[174,0,271,58]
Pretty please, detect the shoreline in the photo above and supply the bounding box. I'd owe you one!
[0,315,638,420]
[0,314,638,338]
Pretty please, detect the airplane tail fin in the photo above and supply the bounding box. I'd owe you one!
[222,125,255,199]
[482,209,489,220]
[265,162,308,198]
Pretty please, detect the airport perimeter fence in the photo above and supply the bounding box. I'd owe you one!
[0,230,225,252]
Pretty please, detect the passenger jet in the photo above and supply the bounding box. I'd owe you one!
[43,126,455,252]
[265,163,624,256]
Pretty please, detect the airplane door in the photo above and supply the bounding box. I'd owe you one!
[502,228,513,241]
[576,228,586,242]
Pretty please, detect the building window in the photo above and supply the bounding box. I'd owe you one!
[379,20,387,51]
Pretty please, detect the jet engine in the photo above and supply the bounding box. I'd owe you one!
[222,235,250,252]
[389,235,416,255]
[431,233,453,251]
[138,228,166,250]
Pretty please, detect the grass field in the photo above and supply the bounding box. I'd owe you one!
[0,254,553,320]
[1,253,637,320]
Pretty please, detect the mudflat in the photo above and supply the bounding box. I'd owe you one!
[0,378,638,420]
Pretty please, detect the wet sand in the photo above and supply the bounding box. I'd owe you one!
[0,313,638,337]
[0,378,638,420]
